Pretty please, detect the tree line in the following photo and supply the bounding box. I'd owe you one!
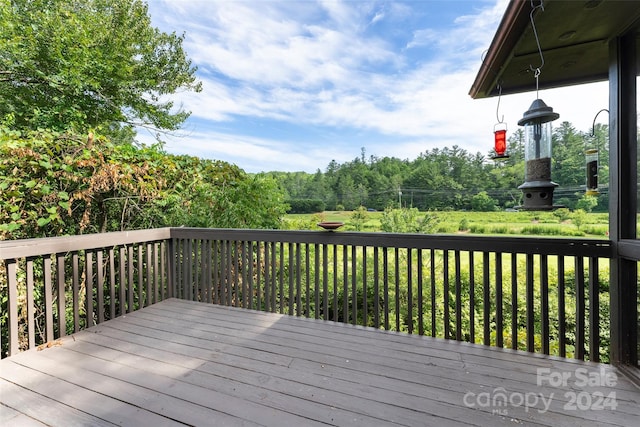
[270,122,612,213]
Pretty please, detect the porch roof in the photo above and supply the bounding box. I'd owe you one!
[470,0,640,99]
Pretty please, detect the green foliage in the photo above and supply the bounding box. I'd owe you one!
[349,206,368,231]
[0,0,201,133]
[286,199,325,214]
[572,209,588,230]
[553,208,572,223]
[470,191,498,211]
[380,207,440,234]
[521,225,584,236]
[575,194,598,213]
[0,128,287,239]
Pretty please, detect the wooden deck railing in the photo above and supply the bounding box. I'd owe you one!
[1,227,614,362]
[0,228,172,357]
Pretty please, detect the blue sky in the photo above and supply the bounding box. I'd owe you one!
[142,0,608,173]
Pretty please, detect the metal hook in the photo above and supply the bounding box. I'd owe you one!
[495,84,504,124]
[528,0,545,73]
[591,109,609,137]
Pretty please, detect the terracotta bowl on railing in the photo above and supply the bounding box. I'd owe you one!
[317,221,344,231]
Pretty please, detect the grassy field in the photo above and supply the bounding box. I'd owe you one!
[284,210,611,238]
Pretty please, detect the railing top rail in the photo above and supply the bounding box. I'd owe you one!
[0,228,172,260]
[169,228,614,258]
[0,226,615,261]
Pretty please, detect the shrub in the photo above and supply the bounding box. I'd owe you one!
[471,191,498,212]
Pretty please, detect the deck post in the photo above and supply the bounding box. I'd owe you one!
[608,31,638,367]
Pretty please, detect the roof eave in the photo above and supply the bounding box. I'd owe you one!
[469,0,531,99]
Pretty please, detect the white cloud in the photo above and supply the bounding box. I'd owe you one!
[144,0,610,172]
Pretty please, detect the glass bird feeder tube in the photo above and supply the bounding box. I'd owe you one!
[517,98,560,210]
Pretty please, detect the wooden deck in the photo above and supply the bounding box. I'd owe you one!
[1,299,638,426]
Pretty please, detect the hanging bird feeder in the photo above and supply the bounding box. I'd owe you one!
[491,84,509,160]
[585,108,608,196]
[517,98,560,210]
[515,0,562,210]
[585,148,599,196]
[493,122,509,159]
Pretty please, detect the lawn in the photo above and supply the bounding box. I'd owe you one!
[283,210,611,238]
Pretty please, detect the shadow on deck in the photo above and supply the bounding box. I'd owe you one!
[1,298,638,426]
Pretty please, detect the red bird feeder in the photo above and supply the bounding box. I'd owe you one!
[492,123,509,160]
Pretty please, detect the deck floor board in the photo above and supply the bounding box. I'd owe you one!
[1,298,638,426]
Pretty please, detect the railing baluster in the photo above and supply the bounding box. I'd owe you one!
[221,240,227,306]
[374,247,380,330]
[306,244,312,318]
[417,249,423,336]
[278,242,284,313]
[496,252,503,348]
[256,241,262,310]
[332,245,338,322]
[173,240,180,299]
[430,249,436,338]
[127,246,134,313]
[383,247,389,331]
[558,256,566,357]
[511,253,518,350]
[212,240,219,305]
[184,239,191,301]
[296,243,302,316]
[541,255,549,355]
[526,253,535,352]
[588,257,599,362]
[119,247,126,316]
[469,251,475,343]
[154,242,160,304]
[57,253,66,336]
[137,245,144,307]
[85,250,94,328]
[146,243,152,306]
[289,242,295,316]
[394,248,400,331]
[97,250,104,324]
[249,241,256,309]
[342,245,349,323]
[6,259,19,356]
[483,252,490,346]
[353,245,358,326]
[241,241,248,309]
[314,243,320,319]
[575,256,586,360]
[270,242,276,311]
[193,239,200,302]
[362,246,368,328]
[263,241,270,311]
[443,249,450,339]
[406,248,412,334]
[162,240,169,300]
[323,244,329,321]
[108,249,116,319]
[43,256,53,341]
[26,258,35,348]
[454,250,461,341]
[237,241,243,308]
[73,252,81,330]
